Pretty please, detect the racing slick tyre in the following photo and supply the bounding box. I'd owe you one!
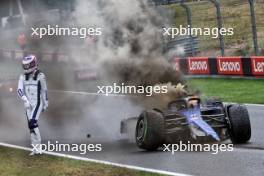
[227,104,251,144]
[136,110,165,151]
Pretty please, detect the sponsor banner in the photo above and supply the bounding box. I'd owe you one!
[2,47,264,78]
[42,53,53,62]
[172,57,180,71]
[75,68,98,81]
[14,50,24,60]
[2,49,12,59]
[251,57,264,76]
[217,57,243,75]
[187,57,210,74]
[0,49,3,59]
[57,54,69,62]
[0,48,70,62]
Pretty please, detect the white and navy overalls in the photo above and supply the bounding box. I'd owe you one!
[17,70,48,149]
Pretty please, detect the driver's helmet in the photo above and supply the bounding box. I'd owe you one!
[22,55,38,74]
[188,96,200,107]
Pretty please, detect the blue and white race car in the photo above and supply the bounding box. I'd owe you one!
[120,96,251,151]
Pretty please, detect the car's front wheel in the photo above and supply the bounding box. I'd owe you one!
[226,104,251,143]
[136,110,165,151]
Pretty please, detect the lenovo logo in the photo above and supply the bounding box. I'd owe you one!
[251,57,264,75]
[190,61,208,71]
[219,61,240,72]
[217,57,243,75]
[188,57,209,74]
[253,61,264,72]
[172,58,180,71]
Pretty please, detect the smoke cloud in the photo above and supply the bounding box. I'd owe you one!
[0,0,187,144]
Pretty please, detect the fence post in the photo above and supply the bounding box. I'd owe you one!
[248,0,259,56]
[180,0,195,56]
[16,0,26,25]
[209,0,225,56]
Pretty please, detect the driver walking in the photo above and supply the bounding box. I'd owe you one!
[17,55,48,155]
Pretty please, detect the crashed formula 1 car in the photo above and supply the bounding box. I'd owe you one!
[120,96,251,151]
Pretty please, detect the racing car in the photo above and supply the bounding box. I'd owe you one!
[120,96,251,151]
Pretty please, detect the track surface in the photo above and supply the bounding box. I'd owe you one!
[0,92,263,176]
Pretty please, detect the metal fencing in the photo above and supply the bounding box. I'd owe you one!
[152,0,264,56]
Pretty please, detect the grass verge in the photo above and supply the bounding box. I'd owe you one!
[187,77,264,104]
[0,146,162,176]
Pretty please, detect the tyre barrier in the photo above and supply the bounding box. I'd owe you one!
[172,56,264,77]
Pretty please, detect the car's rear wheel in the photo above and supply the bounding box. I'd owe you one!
[227,104,251,143]
[135,110,165,151]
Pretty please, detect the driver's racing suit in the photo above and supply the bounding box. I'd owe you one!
[17,70,48,153]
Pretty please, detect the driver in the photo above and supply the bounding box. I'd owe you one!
[188,97,199,107]
[17,54,48,155]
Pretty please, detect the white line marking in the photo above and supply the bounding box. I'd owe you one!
[50,90,264,107]
[245,103,264,107]
[49,90,131,97]
[225,102,264,107]
[0,142,192,176]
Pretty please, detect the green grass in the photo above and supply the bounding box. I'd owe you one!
[0,146,162,176]
[187,77,264,104]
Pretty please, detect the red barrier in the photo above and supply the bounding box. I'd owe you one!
[171,58,180,71]
[187,57,210,74]
[1,48,264,78]
[217,57,243,75]
[14,50,24,60]
[0,48,69,62]
[251,56,264,76]
[2,49,13,59]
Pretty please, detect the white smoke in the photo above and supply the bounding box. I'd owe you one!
[0,0,185,144]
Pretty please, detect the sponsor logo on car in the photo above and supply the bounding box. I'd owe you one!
[217,57,243,75]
